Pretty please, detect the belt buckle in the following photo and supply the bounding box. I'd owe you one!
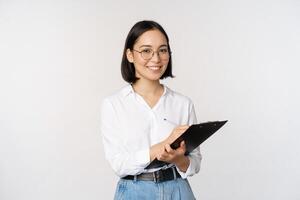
[153,170,163,183]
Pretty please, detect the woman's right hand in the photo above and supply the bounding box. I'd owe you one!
[149,125,189,161]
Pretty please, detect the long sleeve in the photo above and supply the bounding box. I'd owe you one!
[100,99,150,177]
[176,101,202,179]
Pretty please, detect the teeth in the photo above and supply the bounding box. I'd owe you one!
[148,66,160,70]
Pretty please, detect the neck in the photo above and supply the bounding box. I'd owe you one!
[132,79,162,96]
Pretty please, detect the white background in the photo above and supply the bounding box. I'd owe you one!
[1,0,299,199]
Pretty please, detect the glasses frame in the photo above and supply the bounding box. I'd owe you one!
[132,48,171,60]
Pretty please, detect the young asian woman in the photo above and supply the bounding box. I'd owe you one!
[100,20,201,200]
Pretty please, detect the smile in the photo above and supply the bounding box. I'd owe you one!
[147,66,162,71]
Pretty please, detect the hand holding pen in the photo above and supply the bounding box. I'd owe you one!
[157,119,190,172]
[149,119,189,162]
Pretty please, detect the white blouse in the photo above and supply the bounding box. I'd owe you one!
[100,84,202,179]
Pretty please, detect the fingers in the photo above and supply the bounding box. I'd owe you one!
[165,143,175,153]
[157,148,168,161]
[157,141,186,162]
[157,143,173,161]
[178,141,186,152]
[180,140,185,147]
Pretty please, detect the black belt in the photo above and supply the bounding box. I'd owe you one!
[122,166,181,183]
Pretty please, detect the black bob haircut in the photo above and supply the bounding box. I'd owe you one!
[121,20,174,83]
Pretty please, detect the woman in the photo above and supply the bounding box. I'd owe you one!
[101,20,201,200]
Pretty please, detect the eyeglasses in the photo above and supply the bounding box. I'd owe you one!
[132,48,171,60]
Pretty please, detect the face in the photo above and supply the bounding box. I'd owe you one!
[126,29,170,82]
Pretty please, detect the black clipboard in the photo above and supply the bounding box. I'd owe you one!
[145,120,228,169]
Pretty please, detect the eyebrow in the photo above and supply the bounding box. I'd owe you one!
[139,44,168,49]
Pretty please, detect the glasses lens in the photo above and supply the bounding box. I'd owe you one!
[158,49,169,60]
[141,50,153,60]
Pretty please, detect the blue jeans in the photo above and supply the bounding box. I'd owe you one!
[114,178,196,200]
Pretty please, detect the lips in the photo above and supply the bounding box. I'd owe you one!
[147,66,162,71]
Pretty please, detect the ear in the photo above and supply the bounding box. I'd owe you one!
[126,49,134,63]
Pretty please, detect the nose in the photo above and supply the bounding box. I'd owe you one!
[150,51,161,62]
